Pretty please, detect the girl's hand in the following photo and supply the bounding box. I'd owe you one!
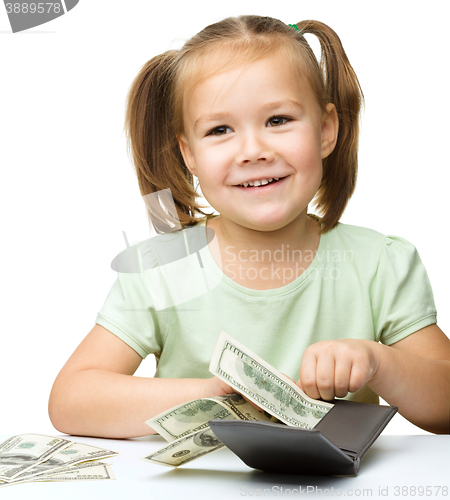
[298,339,380,401]
[199,376,265,412]
[199,376,235,399]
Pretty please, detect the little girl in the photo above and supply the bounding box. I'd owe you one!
[48,15,450,437]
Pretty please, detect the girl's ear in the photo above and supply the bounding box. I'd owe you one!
[321,103,339,159]
[178,135,197,177]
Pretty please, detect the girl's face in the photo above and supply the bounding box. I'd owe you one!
[178,52,338,234]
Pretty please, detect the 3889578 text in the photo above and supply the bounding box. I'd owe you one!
[5,3,62,14]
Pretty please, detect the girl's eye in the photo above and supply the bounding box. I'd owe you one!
[207,126,232,136]
[267,116,290,127]
[207,117,290,135]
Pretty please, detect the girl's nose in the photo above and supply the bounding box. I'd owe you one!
[236,134,276,165]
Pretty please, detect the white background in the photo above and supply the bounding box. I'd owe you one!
[0,1,448,437]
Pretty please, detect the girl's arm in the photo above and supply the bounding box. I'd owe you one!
[367,324,450,434]
[298,324,450,434]
[48,324,234,439]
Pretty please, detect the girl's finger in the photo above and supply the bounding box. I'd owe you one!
[334,357,352,398]
[241,393,264,412]
[314,352,336,401]
[295,378,305,393]
[299,352,321,400]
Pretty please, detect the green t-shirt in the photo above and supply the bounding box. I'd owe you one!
[96,218,437,404]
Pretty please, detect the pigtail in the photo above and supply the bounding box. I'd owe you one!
[124,51,211,234]
[298,20,364,233]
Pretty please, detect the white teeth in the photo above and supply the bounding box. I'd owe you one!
[239,177,281,187]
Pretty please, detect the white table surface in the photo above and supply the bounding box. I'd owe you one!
[1,434,449,499]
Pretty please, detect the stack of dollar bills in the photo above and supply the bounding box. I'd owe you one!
[142,331,334,468]
[0,434,118,488]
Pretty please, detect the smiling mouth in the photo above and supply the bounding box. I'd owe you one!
[236,177,287,188]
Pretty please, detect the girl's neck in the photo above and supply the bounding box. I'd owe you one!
[205,212,322,290]
[207,212,320,256]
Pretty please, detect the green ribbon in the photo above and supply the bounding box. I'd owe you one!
[288,23,303,34]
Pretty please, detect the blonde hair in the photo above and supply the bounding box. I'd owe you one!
[124,15,363,234]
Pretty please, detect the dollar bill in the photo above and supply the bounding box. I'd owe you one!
[0,434,73,481]
[9,441,119,482]
[0,462,115,488]
[33,463,115,482]
[209,331,334,429]
[146,393,278,442]
[142,427,225,468]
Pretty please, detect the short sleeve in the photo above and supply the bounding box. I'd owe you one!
[369,235,437,345]
[95,245,161,358]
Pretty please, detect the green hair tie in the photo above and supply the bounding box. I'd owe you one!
[288,23,303,34]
